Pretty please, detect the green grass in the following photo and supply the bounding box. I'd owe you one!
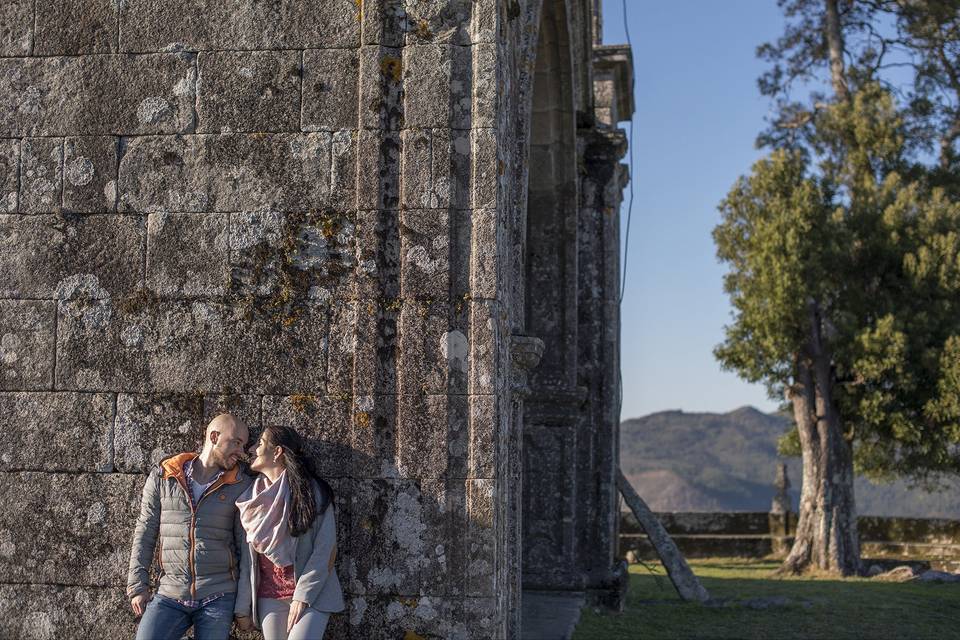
[573,558,960,640]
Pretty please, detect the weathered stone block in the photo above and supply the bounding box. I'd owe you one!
[403,0,474,45]
[397,394,468,479]
[349,394,398,478]
[262,395,353,478]
[35,0,118,55]
[468,300,503,395]
[0,55,196,137]
[0,584,136,640]
[120,0,360,52]
[118,133,354,212]
[420,479,467,595]
[397,300,457,395]
[469,208,503,300]
[460,597,500,636]
[401,128,470,210]
[147,213,230,297]
[0,214,145,299]
[466,479,496,596]
[229,210,356,300]
[114,393,260,473]
[472,43,497,127]
[472,127,499,209]
[358,46,404,132]
[343,302,399,396]
[0,0,31,56]
[197,51,301,133]
[400,209,451,300]
[347,594,460,639]
[20,138,62,214]
[345,479,423,595]
[400,129,433,210]
[0,139,17,213]
[0,300,55,390]
[468,394,495,479]
[403,44,471,129]
[0,392,113,471]
[63,136,119,213]
[360,0,405,47]
[471,0,497,43]
[331,130,358,208]
[0,472,141,586]
[302,49,359,131]
[56,298,329,394]
[326,302,357,394]
[356,129,401,211]
[353,210,400,300]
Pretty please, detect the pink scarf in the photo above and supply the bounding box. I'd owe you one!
[236,471,297,567]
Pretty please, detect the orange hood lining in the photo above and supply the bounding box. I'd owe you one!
[160,452,242,485]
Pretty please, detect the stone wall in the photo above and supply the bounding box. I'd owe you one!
[1,1,508,638]
[1,1,633,637]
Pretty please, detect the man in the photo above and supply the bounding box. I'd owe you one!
[127,413,256,639]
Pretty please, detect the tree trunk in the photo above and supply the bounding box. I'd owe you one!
[824,0,850,101]
[779,305,861,576]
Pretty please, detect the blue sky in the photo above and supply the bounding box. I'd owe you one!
[600,1,785,420]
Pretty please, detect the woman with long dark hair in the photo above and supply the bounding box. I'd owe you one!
[233,425,344,639]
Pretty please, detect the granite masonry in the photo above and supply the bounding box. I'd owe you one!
[0,1,633,638]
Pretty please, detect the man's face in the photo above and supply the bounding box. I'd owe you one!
[209,422,248,471]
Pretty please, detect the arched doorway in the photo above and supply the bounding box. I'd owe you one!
[521,0,582,591]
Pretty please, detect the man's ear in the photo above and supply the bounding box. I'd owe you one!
[209,430,220,445]
[274,445,285,461]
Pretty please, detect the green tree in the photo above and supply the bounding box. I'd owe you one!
[715,0,960,575]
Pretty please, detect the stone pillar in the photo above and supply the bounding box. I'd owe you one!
[771,462,792,515]
[506,335,544,639]
[770,463,793,556]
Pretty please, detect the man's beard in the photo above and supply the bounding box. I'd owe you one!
[211,448,236,470]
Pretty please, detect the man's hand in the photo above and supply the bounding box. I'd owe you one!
[287,600,308,632]
[130,591,153,617]
[235,615,254,632]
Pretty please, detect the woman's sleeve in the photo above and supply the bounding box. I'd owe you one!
[234,506,253,617]
[292,504,337,605]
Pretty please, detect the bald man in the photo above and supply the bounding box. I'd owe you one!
[127,414,254,640]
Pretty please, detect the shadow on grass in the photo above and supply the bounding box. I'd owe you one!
[573,559,960,640]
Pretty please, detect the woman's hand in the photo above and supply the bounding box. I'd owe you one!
[235,614,254,632]
[287,600,308,632]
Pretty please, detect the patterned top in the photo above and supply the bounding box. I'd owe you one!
[258,552,296,600]
[184,458,224,505]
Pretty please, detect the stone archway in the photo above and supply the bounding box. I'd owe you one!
[520,0,582,593]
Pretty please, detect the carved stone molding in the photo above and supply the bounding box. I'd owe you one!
[510,335,545,399]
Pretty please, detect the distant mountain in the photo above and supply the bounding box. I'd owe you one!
[620,407,960,518]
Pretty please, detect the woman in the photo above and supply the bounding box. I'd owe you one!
[234,425,344,639]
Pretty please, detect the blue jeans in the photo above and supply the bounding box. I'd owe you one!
[134,592,236,640]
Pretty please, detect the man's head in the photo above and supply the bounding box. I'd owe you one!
[202,413,249,471]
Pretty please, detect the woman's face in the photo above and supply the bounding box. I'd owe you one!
[247,432,281,474]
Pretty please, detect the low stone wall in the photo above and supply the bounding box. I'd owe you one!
[620,512,960,571]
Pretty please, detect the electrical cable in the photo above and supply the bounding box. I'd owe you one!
[617,0,636,425]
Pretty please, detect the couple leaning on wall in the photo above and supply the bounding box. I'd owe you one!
[126,414,343,640]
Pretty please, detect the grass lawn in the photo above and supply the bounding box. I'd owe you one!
[573,558,960,640]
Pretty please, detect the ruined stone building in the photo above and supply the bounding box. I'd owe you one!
[0,0,632,637]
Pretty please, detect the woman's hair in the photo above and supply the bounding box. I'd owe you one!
[261,425,334,537]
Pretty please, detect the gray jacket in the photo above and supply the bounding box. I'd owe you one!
[126,452,252,612]
[235,478,345,625]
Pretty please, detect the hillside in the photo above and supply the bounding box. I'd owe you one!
[620,407,960,518]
